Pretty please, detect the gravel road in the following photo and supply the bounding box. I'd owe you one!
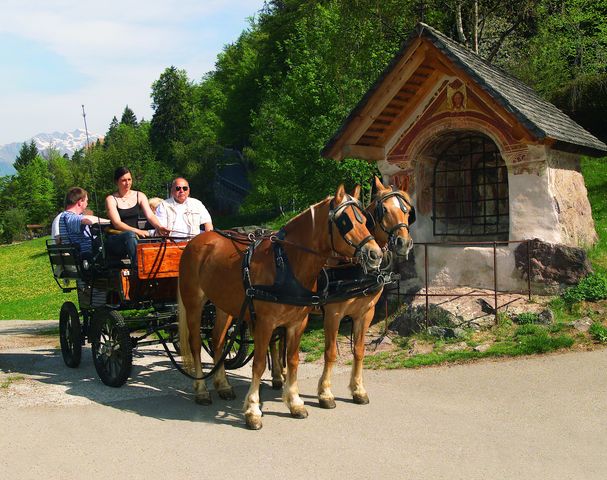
[1,320,606,480]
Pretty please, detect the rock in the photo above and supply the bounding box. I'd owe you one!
[409,340,434,356]
[443,342,468,352]
[427,326,466,339]
[452,327,466,338]
[538,309,555,325]
[428,326,450,338]
[573,317,592,332]
[474,343,492,353]
[514,239,592,286]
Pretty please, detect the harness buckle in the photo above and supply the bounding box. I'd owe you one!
[246,287,256,298]
[311,295,320,305]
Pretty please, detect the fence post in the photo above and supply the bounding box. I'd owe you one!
[526,239,532,301]
[424,243,429,329]
[493,242,498,325]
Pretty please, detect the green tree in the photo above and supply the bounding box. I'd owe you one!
[150,66,194,163]
[84,122,174,202]
[13,155,55,224]
[13,140,39,172]
[47,149,75,210]
[513,0,607,97]
[120,105,138,127]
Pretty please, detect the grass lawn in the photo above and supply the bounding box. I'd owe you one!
[583,156,607,272]
[0,237,75,320]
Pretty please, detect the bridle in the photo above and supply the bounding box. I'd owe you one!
[366,186,416,250]
[328,195,375,259]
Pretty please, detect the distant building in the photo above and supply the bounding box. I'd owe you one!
[213,150,251,215]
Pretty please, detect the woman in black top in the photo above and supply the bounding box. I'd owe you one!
[105,167,169,267]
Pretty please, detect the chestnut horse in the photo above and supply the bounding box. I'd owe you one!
[178,185,382,429]
[316,176,415,408]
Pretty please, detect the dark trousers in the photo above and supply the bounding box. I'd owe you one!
[106,231,138,268]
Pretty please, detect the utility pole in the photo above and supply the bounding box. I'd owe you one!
[81,104,91,151]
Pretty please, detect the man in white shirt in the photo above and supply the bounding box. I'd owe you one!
[155,177,213,238]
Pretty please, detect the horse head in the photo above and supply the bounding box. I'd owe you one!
[328,184,383,272]
[367,176,415,258]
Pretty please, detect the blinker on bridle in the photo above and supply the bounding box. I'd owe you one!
[367,186,416,248]
[328,194,374,257]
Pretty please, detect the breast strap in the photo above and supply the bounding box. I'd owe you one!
[242,229,328,307]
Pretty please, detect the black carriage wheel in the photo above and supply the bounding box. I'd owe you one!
[209,319,251,370]
[91,309,132,387]
[59,301,82,368]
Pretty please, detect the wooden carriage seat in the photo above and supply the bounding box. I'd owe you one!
[46,240,86,281]
[136,239,188,280]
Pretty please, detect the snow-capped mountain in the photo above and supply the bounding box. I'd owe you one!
[0,129,102,176]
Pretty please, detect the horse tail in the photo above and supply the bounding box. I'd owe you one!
[177,277,194,373]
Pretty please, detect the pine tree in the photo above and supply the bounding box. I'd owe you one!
[120,105,138,127]
[13,140,39,172]
[150,66,193,162]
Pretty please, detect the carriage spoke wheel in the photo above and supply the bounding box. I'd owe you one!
[209,319,251,370]
[59,301,82,368]
[91,308,132,387]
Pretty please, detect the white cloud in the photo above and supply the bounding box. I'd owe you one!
[0,0,265,144]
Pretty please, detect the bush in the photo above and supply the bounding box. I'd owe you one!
[514,312,540,324]
[562,271,607,305]
[0,208,28,243]
[589,322,607,343]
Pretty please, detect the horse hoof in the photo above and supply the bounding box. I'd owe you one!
[217,387,236,401]
[245,414,263,430]
[271,379,283,390]
[353,393,369,405]
[319,398,336,409]
[290,406,308,419]
[195,394,212,406]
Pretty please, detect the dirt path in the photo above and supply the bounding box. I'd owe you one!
[1,320,607,479]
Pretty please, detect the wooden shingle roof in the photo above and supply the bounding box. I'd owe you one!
[322,23,607,159]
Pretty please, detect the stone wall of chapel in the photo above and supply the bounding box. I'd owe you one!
[548,150,598,248]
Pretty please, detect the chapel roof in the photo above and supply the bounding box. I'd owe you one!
[322,22,607,159]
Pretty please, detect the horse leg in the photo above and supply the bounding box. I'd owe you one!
[349,307,374,405]
[269,335,285,390]
[212,310,236,400]
[318,308,341,409]
[243,325,273,430]
[184,297,211,405]
[283,320,309,419]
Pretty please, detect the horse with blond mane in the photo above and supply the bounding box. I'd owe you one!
[178,184,382,429]
[316,176,415,408]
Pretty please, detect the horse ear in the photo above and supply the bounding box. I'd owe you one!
[373,176,384,194]
[335,184,346,203]
[351,185,361,199]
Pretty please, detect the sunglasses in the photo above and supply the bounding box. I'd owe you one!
[175,186,189,191]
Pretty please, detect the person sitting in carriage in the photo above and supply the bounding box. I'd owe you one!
[55,186,110,258]
[154,176,213,239]
[104,166,169,267]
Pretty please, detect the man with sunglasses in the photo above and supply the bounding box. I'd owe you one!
[155,177,213,238]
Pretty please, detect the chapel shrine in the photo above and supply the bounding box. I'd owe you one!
[323,23,607,292]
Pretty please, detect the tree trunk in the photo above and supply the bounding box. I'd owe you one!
[456,2,467,45]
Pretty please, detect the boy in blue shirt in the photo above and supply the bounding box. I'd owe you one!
[56,187,109,257]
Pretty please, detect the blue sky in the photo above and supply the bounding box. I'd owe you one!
[0,0,267,145]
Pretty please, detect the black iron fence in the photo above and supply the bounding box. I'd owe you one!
[406,239,532,326]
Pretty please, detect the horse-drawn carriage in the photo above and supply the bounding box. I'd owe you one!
[46,179,415,429]
[46,234,250,387]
